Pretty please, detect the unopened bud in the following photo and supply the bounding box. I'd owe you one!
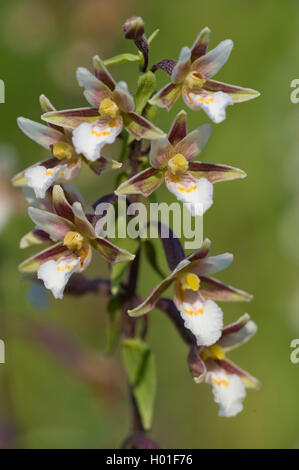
[123,16,144,40]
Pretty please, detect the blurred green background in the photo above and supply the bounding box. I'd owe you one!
[1,0,299,449]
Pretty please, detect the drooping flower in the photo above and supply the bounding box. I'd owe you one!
[129,239,252,346]
[41,56,165,162]
[188,313,259,417]
[123,16,145,40]
[19,185,135,299]
[115,111,246,215]
[150,27,260,123]
[12,95,122,199]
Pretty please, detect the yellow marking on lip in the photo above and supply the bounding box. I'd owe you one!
[183,307,204,316]
[197,96,214,105]
[58,264,74,272]
[92,129,111,138]
[176,184,197,193]
[213,378,229,387]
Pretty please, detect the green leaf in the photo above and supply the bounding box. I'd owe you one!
[122,338,156,431]
[143,240,166,279]
[148,29,160,45]
[135,71,157,115]
[104,53,140,67]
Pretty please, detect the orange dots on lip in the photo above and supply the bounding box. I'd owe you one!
[176,184,197,193]
[46,167,63,177]
[197,96,214,105]
[92,129,111,138]
[183,307,204,316]
[213,378,229,387]
[58,264,73,272]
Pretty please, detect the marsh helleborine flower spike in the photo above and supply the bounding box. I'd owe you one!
[12,95,121,199]
[19,185,135,299]
[129,239,252,346]
[188,313,259,417]
[150,27,260,123]
[41,56,165,162]
[115,111,246,215]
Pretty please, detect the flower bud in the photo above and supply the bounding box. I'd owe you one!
[123,16,144,40]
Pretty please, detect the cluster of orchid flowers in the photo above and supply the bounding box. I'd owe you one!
[13,17,260,423]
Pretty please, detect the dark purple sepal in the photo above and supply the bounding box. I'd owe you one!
[157,221,185,271]
[151,59,177,76]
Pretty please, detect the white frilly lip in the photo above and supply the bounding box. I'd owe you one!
[188,91,233,123]
[166,172,213,216]
[24,164,67,199]
[72,119,122,162]
[174,286,223,346]
[210,370,246,417]
[37,256,80,299]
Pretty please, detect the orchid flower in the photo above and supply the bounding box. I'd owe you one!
[188,313,259,417]
[19,185,135,299]
[150,27,260,123]
[41,56,165,162]
[19,183,87,248]
[129,239,251,346]
[12,95,121,199]
[115,111,245,215]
